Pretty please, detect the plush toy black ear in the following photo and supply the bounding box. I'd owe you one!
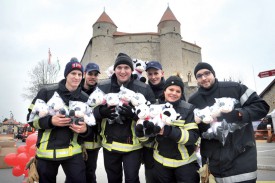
[133,74,138,80]
[140,77,146,83]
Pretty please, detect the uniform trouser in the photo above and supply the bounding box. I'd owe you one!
[37,153,86,183]
[153,160,200,183]
[103,148,142,183]
[85,148,100,183]
[142,147,155,183]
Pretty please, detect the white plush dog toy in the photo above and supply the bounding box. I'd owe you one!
[87,87,106,108]
[47,92,66,116]
[28,99,49,122]
[132,59,147,83]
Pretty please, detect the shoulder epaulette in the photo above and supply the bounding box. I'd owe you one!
[133,80,147,88]
[188,92,199,102]
[81,91,89,98]
[99,79,111,86]
[219,81,239,88]
[44,83,59,91]
[178,101,193,110]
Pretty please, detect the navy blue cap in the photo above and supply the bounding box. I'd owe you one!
[85,63,100,73]
[146,61,162,71]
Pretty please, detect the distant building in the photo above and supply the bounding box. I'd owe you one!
[260,79,275,113]
[1,116,22,135]
[80,6,202,99]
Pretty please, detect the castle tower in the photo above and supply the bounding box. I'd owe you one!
[158,7,184,77]
[81,11,117,73]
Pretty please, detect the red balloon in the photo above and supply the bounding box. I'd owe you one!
[26,133,37,148]
[12,165,24,177]
[23,169,29,177]
[17,145,28,154]
[17,152,29,168]
[4,153,18,166]
[28,144,37,157]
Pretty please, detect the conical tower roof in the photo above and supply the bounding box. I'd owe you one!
[158,6,180,25]
[93,11,117,27]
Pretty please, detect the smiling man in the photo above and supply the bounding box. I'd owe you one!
[93,52,156,183]
[27,58,90,183]
[80,62,101,183]
[188,62,270,183]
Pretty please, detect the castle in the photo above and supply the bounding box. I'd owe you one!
[80,6,201,98]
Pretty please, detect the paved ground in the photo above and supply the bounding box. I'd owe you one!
[1,141,275,183]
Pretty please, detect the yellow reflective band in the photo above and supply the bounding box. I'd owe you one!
[84,141,102,149]
[171,119,185,127]
[102,141,142,152]
[153,151,197,168]
[183,123,198,130]
[138,136,149,142]
[178,143,188,159]
[40,129,51,150]
[29,103,34,110]
[131,121,140,144]
[37,146,82,159]
[178,129,189,144]
[33,115,41,129]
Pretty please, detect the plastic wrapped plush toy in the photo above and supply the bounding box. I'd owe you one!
[69,101,96,126]
[87,87,106,108]
[28,99,49,122]
[195,97,247,145]
[47,92,67,116]
[105,93,121,124]
[135,101,151,136]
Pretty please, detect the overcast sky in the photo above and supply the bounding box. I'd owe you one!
[1,0,274,123]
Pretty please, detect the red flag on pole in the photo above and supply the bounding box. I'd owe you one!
[48,48,52,64]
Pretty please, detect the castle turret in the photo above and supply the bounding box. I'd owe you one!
[158,7,183,77]
[81,11,117,77]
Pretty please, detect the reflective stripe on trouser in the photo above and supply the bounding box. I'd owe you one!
[215,171,257,183]
[37,130,82,159]
[153,151,197,168]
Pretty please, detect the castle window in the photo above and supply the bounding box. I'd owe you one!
[174,27,176,31]
[98,26,100,29]
[107,29,109,34]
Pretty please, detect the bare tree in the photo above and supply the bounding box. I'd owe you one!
[22,60,60,101]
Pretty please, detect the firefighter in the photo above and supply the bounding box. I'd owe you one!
[93,53,156,183]
[81,62,101,183]
[27,58,90,183]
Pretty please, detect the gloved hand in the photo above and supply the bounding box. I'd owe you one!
[118,104,138,120]
[99,105,118,119]
[222,109,242,123]
[135,125,145,137]
[26,157,39,183]
[162,125,172,137]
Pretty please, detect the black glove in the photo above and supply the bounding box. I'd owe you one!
[222,109,242,123]
[118,104,138,120]
[135,125,145,137]
[99,105,118,119]
[163,125,172,137]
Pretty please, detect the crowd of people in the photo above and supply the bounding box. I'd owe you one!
[27,53,270,183]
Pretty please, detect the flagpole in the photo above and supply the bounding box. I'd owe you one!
[252,64,257,92]
[48,48,52,64]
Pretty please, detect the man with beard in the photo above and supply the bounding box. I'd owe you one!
[81,62,102,183]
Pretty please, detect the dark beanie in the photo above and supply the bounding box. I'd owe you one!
[64,57,83,78]
[164,76,184,93]
[194,62,215,77]
[113,53,134,71]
